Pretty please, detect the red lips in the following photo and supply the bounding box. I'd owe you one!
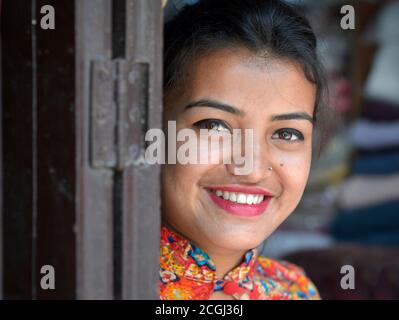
[206,185,273,217]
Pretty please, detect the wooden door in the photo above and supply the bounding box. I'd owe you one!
[1,0,163,300]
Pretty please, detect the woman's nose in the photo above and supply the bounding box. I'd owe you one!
[225,133,272,182]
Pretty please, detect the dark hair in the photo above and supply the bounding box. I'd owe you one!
[164,0,329,150]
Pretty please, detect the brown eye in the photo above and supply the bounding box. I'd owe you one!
[271,128,304,142]
[279,131,292,140]
[193,119,232,133]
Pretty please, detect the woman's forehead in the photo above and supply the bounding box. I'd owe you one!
[167,48,316,117]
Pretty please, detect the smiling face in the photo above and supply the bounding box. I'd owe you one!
[162,48,316,256]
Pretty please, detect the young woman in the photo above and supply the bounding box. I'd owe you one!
[160,0,326,300]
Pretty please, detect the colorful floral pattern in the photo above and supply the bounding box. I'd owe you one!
[159,225,321,300]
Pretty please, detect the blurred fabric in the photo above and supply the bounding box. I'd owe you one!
[337,174,399,210]
[351,150,399,175]
[284,245,399,300]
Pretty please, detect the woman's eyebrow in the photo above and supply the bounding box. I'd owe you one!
[183,99,245,116]
[271,112,314,124]
[183,100,313,123]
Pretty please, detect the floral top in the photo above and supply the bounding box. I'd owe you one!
[159,225,320,300]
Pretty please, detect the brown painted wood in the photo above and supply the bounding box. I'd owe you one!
[1,0,163,300]
[122,0,163,300]
[35,0,76,299]
[1,0,34,299]
[75,0,114,299]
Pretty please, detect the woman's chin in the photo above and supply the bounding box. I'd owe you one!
[203,228,267,252]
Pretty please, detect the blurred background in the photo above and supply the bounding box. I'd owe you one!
[255,0,399,300]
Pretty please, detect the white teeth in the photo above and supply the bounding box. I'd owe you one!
[212,189,267,205]
[246,194,254,205]
[237,193,246,204]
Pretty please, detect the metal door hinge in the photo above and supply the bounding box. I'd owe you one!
[90,59,150,170]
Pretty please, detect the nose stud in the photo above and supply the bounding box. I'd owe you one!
[267,167,273,171]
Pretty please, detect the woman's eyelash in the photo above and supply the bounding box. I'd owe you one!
[271,128,304,142]
[192,121,303,142]
[192,119,232,133]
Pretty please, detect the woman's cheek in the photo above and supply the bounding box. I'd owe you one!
[273,148,311,203]
[163,164,194,224]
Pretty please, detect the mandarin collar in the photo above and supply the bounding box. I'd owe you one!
[160,224,258,284]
